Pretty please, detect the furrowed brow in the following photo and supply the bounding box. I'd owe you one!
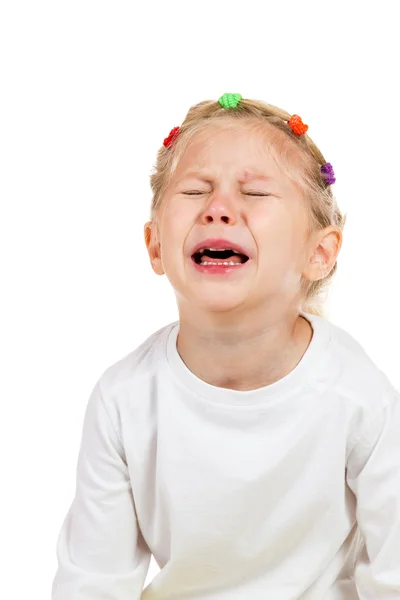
[239,170,276,183]
[177,170,277,183]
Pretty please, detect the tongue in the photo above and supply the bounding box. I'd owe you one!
[200,253,242,264]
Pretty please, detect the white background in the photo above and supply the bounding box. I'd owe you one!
[1,1,399,597]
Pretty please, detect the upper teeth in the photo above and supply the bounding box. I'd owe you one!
[199,248,239,253]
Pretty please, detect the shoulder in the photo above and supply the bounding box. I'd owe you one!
[319,314,398,437]
[325,316,394,396]
[78,322,177,451]
[96,321,177,402]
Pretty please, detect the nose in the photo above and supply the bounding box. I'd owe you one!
[200,193,238,225]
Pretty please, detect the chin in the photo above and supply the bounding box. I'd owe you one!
[192,292,247,314]
[172,277,250,314]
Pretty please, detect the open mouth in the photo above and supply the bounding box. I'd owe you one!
[191,248,250,265]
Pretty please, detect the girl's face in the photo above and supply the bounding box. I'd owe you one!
[146,122,318,315]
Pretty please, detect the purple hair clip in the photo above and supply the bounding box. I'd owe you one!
[320,162,336,185]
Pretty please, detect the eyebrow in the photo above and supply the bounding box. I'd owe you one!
[176,171,213,183]
[177,170,277,183]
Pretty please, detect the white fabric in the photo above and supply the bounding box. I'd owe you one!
[52,311,400,599]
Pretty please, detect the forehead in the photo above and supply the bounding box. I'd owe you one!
[173,120,301,190]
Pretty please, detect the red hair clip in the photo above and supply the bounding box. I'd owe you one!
[163,126,180,148]
[288,115,308,135]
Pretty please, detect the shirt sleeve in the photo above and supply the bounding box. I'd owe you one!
[346,385,400,598]
[51,380,151,599]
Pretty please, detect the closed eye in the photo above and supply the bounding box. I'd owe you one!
[182,191,271,196]
[182,191,207,195]
[244,192,271,196]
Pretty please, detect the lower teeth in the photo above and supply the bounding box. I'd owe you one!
[201,261,242,266]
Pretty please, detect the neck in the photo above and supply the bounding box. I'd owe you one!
[176,305,313,391]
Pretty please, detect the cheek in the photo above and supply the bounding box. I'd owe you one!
[159,202,193,263]
[163,200,195,236]
[252,211,305,266]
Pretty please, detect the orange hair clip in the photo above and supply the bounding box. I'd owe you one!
[288,114,308,135]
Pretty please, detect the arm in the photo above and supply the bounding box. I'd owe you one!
[346,385,400,598]
[51,380,151,599]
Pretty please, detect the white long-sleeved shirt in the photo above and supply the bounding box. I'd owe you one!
[51,311,400,599]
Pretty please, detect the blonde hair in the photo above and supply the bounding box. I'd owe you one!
[149,97,347,318]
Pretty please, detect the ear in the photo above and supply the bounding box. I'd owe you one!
[303,226,343,282]
[144,220,165,276]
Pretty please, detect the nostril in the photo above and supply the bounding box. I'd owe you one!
[203,216,230,223]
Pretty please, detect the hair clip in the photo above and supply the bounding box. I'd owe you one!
[218,93,242,109]
[163,126,180,148]
[287,115,335,183]
[321,162,336,185]
[288,114,309,135]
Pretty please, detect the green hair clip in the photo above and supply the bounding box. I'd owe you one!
[218,93,242,109]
